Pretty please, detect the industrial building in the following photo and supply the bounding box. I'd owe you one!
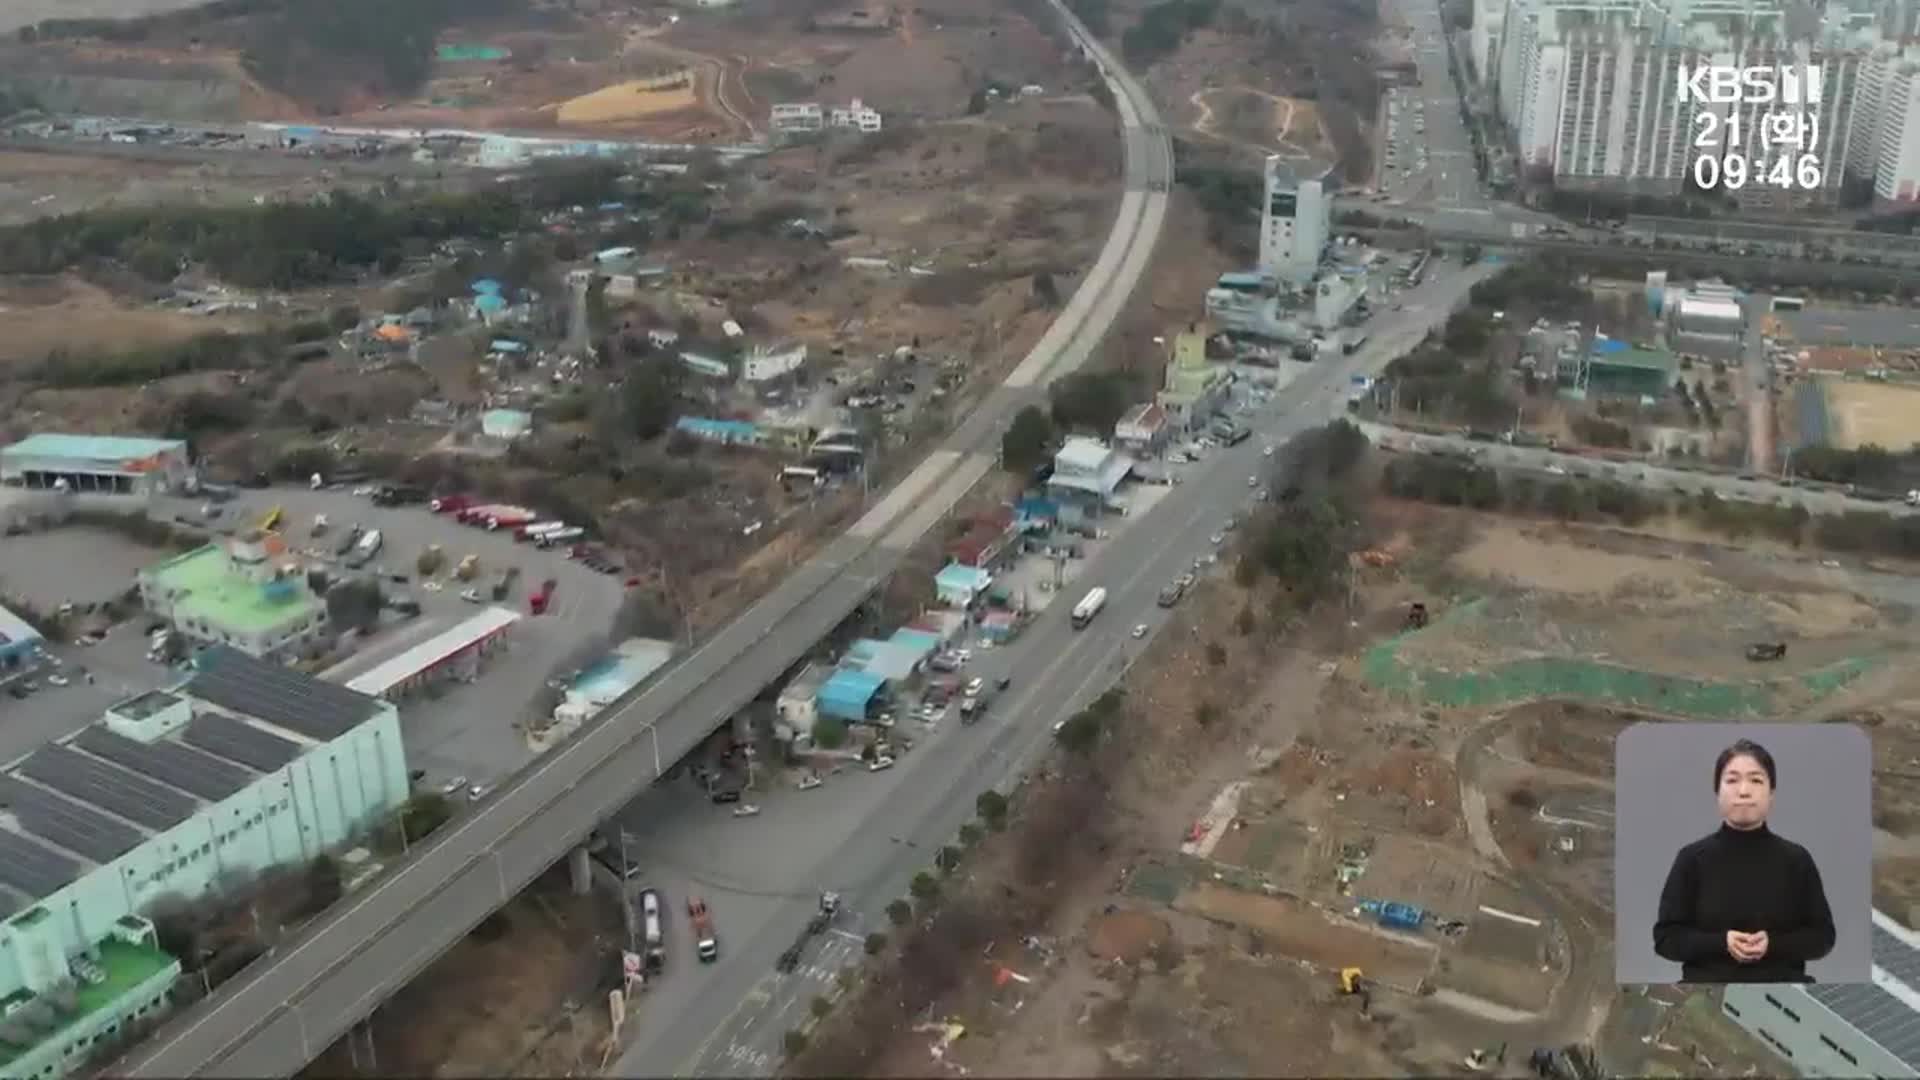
[137,533,328,662]
[1564,338,1678,398]
[1156,328,1233,434]
[1113,402,1172,457]
[1723,910,1920,1077]
[0,648,405,1079]
[0,435,192,497]
[1045,438,1136,524]
[1258,157,1330,286]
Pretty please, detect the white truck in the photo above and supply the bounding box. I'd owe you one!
[640,889,666,972]
[1070,586,1107,630]
[345,528,383,568]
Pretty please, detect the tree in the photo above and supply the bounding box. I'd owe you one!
[416,548,445,577]
[957,822,984,848]
[967,88,989,114]
[300,855,343,917]
[783,1030,809,1057]
[1032,270,1061,307]
[1054,706,1102,752]
[975,790,1009,830]
[810,995,834,1019]
[812,715,849,750]
[1001,405,1056,475]
[1205,641,1228,666]
[324,578,382,634]
[622,356,684,440]
[865,931,889,954]
[886,899,913,926]
[909,871,941,902]
[1049,370,1140,434]
[936,844,963,874]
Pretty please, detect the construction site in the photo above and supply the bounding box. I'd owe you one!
[799,467,1918,1079]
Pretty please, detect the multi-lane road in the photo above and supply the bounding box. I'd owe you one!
[1361,422,1919,517]
[600,258,1505,1077]
[115,9,1171,1079]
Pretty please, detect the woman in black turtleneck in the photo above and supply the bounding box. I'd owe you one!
[1652,738,1836,983]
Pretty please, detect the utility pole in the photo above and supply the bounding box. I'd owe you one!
[618,832,638,953]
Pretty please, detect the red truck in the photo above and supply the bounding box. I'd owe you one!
[483,507,537,531]
[456,503,510,525]
[688,895,718,962]
[429,494,472,514]
[530,577,557,615]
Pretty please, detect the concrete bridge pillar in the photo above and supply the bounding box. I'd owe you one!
[569,844,592,896]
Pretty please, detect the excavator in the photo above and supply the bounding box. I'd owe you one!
[1337,967,1372,1014]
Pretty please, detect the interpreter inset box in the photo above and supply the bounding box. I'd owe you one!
[1614,722,1871,985]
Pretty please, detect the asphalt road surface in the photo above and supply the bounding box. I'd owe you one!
[114,10,1173,1078]
[1360,422,1919,517]
[606,262,1504,1077]
[1382,0,1482,211]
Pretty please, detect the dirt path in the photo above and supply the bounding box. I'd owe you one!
[1186,86,1320,162]
[1456,714,1615,1047]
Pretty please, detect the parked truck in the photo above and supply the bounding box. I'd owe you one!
[456,503,512,525]
[483,507,538,531]
[491,567,520,602]
[688,895,719,962]
[345,528,383,568]
[429,494,472,514]
[537,526,585,548]
[1070,586,1107,630]
[640,889,666,972]
[530,577,557,615]
[516,521,565,542]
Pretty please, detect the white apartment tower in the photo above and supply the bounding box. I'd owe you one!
[1486,0,1868,204]
[1258,157,1329,285]
[1852,47,1920,204]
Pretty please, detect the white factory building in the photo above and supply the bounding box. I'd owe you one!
[0,434,192,497]
[1258,156,1330,286]
[1723,910,1920,1077]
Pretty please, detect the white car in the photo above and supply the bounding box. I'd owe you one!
[868,755,897,772]
[353,485,378,496]
[468,784,490,800]
[1262,445,1275,456]
[441,776,469,797]
[798,774,823,791]
[1545,464,1567,476]
[1210,533,1224,546]
[964,677,984,697]
[460,587,483,603]
[1131,624,1149,639]
[46,673,70,687]
[1248,476,1259,488]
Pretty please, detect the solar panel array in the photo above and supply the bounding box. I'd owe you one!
[1803,923,1920,1071]
[16,744,198,831]
[0,777,139,864]
[74,725,253,802]
[187,646,380,741]
[183,712,302,772]
[0,827,84,898]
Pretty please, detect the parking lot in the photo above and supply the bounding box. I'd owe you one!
[0,484,629,791]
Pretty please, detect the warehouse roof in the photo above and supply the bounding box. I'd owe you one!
[1,433,186,462]
[345,606,521,698]
[818,669,886,720]
[1803,914,1920,1072]
[188,646,384,741]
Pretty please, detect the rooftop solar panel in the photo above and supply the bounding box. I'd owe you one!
[74,725,253,802]
[182,712,302,772]
[1806,982,1920,1071]
[0,778,144,863]
[0,824,86,897]
[17,745,197,830]
[1874,922,1920,987]
[187,646,380,741]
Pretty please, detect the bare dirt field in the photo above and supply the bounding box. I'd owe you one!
[801,491,1918,1079]
[0,275,265,364]
[1821,376,1920,452]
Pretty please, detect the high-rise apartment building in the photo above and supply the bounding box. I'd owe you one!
[1854,47,1920,204]
[1258,157,1329,285]
[1486,0,1869,206]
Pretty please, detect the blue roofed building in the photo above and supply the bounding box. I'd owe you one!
[843,638,926,683]
[675,417,764,446]
[470,278,503,296]
[1045,437,1135,524]
[1723,910,1920,1077]
[818,669,887,722]
[935,564,993,608]
[0,434,192,497]
[0,603,44,675]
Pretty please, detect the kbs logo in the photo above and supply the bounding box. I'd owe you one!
[1679,64,1826,192]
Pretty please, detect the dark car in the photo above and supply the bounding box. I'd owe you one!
[710,786,742,804]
